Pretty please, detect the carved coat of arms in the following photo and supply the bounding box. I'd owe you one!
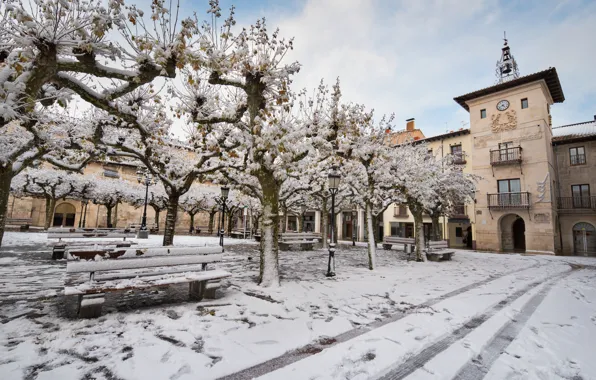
[491,109,517,133]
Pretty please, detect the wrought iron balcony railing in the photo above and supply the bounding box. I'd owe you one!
[489,147,522,165]
[452,152,467,165]
[557,196,596,210]
[450,205,467,217]
[487,192,531,209]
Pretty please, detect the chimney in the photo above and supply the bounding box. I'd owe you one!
[406,118,415,132]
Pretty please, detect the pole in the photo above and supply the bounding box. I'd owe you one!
[352,211,356,246]
[141,180,149,231]
[326,191,336,277]
[82,202,88,228]
[220,200,226,248]
[243,207,247,239]
[78,201,84,228]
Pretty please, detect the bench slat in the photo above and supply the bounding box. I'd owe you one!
[110,246,223,259]
[66,253,223,273]
[65,269,232,295]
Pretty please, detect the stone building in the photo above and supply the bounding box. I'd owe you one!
[6,161,216,233]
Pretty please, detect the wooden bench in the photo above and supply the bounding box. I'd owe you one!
[6,217,32,231]
[424,240,455,261]
[383,236,416,253]
[65,246,231,318]
[229,229,246,239]
[48,227,136,242]
[279,232,320,251]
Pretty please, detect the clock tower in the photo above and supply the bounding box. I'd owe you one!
[453,38,565,254]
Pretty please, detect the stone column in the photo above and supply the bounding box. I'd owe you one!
[314,210,321,233]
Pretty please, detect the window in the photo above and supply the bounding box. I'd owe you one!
[498,178,522,206]
[450,144,462,155]
[394,205,408,217]
[480,109,487,119]
[103,168,119,178]
[521,98,528,109]
[456,227,463,238]
[498,141,514,161]
[572,184,590,208]
[570,147,586,166]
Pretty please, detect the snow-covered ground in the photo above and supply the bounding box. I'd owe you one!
[0,232,595,380]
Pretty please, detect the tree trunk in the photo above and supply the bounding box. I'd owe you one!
[113,203,118,228]
[321,199,328,249]
[298,213,303,232]
[44,196,56,229]
[0,168,14,248]
[189,212,195,234]
[227,206,236,235]
[258,173,280,287]
[430,213,441,241]
[163,194,180,246]
[106,205,113,228]
[151,205,161,230]
[411,205,427,262]
[281,207,287,233]
[208,210,216,234]
[365,201,376,270]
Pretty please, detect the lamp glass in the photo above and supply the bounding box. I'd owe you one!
[221,187,230,198]
[328,173,341,189]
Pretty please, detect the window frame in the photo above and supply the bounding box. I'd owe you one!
[480,109,487,119]
[498,141,514,161]
[569,146,586,166]
[571,184,591,208]
[521,98,528,109]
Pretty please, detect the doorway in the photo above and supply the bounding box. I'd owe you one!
[512,217,526,251]
[573,222,596,256]
[466,226,473,249]
[53,203,76,227]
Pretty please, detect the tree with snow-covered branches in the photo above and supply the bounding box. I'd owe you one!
[179,185,217,234]
[423,153,478,241]
[11,167,94,229]
[87,176,135,228]
[0,114,98,245]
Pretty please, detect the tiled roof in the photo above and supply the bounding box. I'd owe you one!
[418,128,470,143]
[552,120,596,144]
[454,67,565,111]
[386,129,425,145]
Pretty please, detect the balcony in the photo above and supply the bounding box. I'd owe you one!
[490,147,522,166]
[487,192,531,209]
[558,196,596,210]
[450,204,467,218]
[452,152,467,165]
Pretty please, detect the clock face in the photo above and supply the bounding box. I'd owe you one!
[497,100,510,111]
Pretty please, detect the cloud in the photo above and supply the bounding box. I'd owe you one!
[242,0,596,134]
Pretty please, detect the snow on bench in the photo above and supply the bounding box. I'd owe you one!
[279,232,320,251]
[424,240,455,261]
[383,236,415,252]
[64,246,230,318]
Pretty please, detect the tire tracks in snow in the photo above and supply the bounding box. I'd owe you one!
[452,269,576,380]
[217,261,544,380]
[376,268,573,380]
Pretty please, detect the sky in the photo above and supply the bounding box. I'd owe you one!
[175,0,596,137]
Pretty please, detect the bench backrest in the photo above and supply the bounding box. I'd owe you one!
[384,236,415,244]
[428,240,449,248]
[6,218,32,223]
[281,232,321,240]
[67,253,223,273]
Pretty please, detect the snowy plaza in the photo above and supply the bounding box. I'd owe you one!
[0,233,595,379]
[2,0,596,379]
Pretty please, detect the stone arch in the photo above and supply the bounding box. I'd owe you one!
[499,213,526,252]
[572,222,596,256]
[53,202,77,227]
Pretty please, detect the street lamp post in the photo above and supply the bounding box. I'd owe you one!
[136,168,156,239]
[82,200,88,228]
[326,169,341,277]
[219,186,230,248]
[352,205,357,246]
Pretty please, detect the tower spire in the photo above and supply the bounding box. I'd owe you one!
[495,31,520,83]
